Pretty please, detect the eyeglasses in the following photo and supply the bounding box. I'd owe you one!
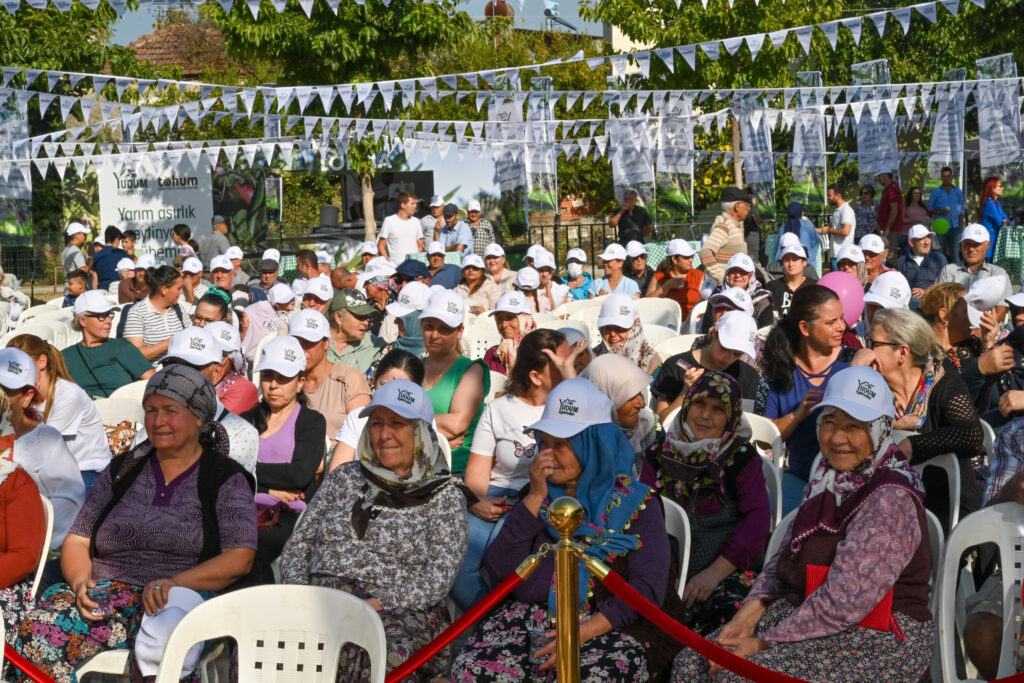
[866,339,901,350]
[84,311,115,320]
[191,314,219,325]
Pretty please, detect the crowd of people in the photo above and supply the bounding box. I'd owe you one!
[0,173,1018,682]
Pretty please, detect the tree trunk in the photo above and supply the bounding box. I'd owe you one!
[361,173,376,241]
[731,116,743,187]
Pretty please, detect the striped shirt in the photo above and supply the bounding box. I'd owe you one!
[122,297,191,352]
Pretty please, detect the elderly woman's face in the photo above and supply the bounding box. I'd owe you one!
[369,407,416,477]
[538,432,583,487]
[144,393,202,451]
[616,393,645,429]
[819,408,875,473]
[726,269,751,289]
[600,324,630,348]
[494,311,520,340]
[685,395,729,440]
[867,324,908,380]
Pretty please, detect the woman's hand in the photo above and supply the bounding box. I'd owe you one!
[708,636,767,678]
[536,612,613,671]
[892,414,920,431]
[850,348,878,370]
[470,496,511,521]
[661,276,686,292]
[142,578,177,616]
[682,568,720,609]
[979,310,1000,348]
[681,365,705,393]
[523,450,553,515]
[268,489,304,503]
[999,390,1024,417]
[793,388,824,422]
[542,339,588,381]
[73,579,104,621]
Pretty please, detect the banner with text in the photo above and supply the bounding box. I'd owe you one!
[790,109,827,215]
[656,107,694,220]
[737,101,776,220]
[495,145,527,236]
[0,90,31,244]
[524,145,558,221]
[976,55,1023,205]
[926,71,966,196]
[611,145,656,214]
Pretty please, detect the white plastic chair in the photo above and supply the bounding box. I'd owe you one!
[913,452,961,533]
[153,585,388,683]
[745,414,786,467]
[536,318,591,346]
[109,380,148,404]
[653,334,701,359]
[93,396,146,426]
[683,299,707,335]
[1,322,57,346]
[636,298,682,331]
[31,497,54,600]
[484,370,506,404]
[741,398,755,414]
[765,509,797,564]
[439,433,453,469]
[643,324,677,348]
[75,650,130,679]
[760,458,783,532]
[980,419,996,460]
[250,332,280,388]
[936,502,1024,682]
[459,325,501,361]
[661,496,691,599]
[924,508,943,613]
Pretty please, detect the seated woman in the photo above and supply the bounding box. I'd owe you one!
[62,290,155,399]
[834,243,869,288]
[530,250,570,313]
[649,372,770,635]
[455,254,501,314]
[582,353,660,463]
[758,285,854,515]
[204,321,259,415]
[122,264,192,361]
[646,239,703,321]
[0,457,46,633]
[672,366,933,682]
[280,379,470,681]
[244,336,326,584]
[454,378,682,681]
[593,293,661,374]
[853,308,984,531]
[9,365,256,682]
[483,290,536,376]
[422,290,489,473]
[702,254,774,332]
[454,329,581,611]
[693,288,764,363]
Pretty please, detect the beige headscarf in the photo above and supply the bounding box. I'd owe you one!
[581,354,656,452]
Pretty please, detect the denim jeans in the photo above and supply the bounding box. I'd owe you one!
[781,472,809,517]
[450,484,519,612]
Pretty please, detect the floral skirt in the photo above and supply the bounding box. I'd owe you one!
[452,601,649,683]
[688,571,755,637]
[671,600,934,683]
[0,579,36,637]
[310,575,450,682]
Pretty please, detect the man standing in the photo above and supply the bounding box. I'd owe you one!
[199,215,231,269]
[928,166,966,264]
[816,184,856,268]
[700,187,751,286]
[875,168,904,257]
[223,246,248,288]
[249,253,281,303]
[377,192,424,265]
[608,189,653,245]
[63,222,89,275]
[91,226,131,290]
[938,223,1013,322]
[326,291,387,376]
[289,249,320,293]
[465,200,496,255]
[421,195,445,246]
[439,204,473,255]
[898,224,947,304]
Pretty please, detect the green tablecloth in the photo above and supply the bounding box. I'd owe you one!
[644,241,702,271]
[994,225,1024,286]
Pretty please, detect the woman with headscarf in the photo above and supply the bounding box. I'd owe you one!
[483,290,537,375]
[672,366,934,683]
[280,379,470,681]
[10,365,256,681]
[774,201,821,276]
[454,378,684,681]
[593,293,661,374]
[648,371,770,635]
[582,353,660,465]
[702,254,774,333]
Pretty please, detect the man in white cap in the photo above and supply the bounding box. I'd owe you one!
[180,257,211,303]
[223,245,248,288]
[564,247,593,301]
[588,243,640,299]
[110,257,136,299]
[624,241,654,294]
[242,282,296,362]
[465,199,496,255]
[359,241,379,269]
[315,250,332,275]
[938,224,1013,323]
[701,187,752,285]
[63,222,90,275]
[300,275,334,316]
[426,241,462,289]
[859,233,892,286]
[209,255,236,294]
[875,167,904,256]
[377,191,423,266]
[483,243,517,293]
[421,195,446,246]
[766,243,817,316]
[898,224,947,302]
[199,215,231,270]
[290,249,321,296]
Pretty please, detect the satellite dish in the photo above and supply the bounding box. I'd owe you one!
[485,0,514,18]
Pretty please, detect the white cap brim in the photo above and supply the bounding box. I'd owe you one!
[528,417,590,440]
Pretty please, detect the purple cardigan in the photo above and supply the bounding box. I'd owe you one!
[483,496,669,629]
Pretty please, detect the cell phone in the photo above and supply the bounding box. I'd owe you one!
[676,358,694,371]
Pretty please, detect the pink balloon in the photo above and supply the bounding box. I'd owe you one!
[818,271,864,328]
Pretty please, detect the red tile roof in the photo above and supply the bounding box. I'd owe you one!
[129,22,227,78]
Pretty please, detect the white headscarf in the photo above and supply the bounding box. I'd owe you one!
[581,354,655,452]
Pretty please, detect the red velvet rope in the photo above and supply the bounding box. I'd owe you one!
[5,644,56,683]
[385,570,524,683]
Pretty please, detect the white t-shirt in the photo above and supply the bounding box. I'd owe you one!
[469,394,544,490]
[14,424,87,548]
[379,214,423,265]
[41,378,114,472]
[830,201,856,253]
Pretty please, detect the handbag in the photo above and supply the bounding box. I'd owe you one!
[806,564,905,640]
[257,502,284,531]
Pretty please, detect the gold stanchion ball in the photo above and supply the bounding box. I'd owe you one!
[548,497,584,539]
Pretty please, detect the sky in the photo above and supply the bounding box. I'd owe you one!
[111,0,602,46]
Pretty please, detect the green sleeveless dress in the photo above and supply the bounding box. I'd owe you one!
[426,356,490,472]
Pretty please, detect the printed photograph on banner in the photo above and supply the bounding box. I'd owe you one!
[655,169,693,219]
[611,146,655,208]
[790,109,827,213]
[976,57,1024,207]
[526,146,558,213]
[495,146,527,236]
[213,160,276,251]
[0,90,31,244]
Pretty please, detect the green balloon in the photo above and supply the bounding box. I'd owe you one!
[933,218,950,235]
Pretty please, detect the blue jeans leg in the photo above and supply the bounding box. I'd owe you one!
[450,484,518,612]
[948,227,963,264]
[781,473,808,517]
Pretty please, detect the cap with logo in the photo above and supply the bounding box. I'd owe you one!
[532,250,556,270]
[136,254,156,269]
[420,289,466,329]
[429,195,444,208]
[484,243,505,258]
[780,243,808,260]
[835,244,866,264]
[778,232,801,251]
[597,243,627,262]
[268,283,296,306]
[254,335,307,378]
[726,253,756,274]
[65,222,89,237]
[907,224,936,241]
[529,378,615,439]
[73,290,117,316]
[386,281,431,317]
[597,293,639,329]
[566,247,588,263]
[666,239,696,257]
[715,310,758,358]
[467,200,482,212]
[165,328,221,367]
[709,286,755,316]
[329,290,376,315]
[427,241,446,256]
[961,223,990,244]
[288,309,331,343]
[116,257,136,272]
[360,241,379,256]
[359,378,435,424]
[301,275,334,302]
[965,274,1009,328]
[490,290,532,316]
[859,234,887,254]
[462,254,485,270]
[205,321,240,354]
[526,245,545,261]
[181,257,203,274]
[261,248,281,264]
[0,348,37,391]
[225,246,244,260]
[816,365,895,422]
[209,255,233,272]
[357,257,397,283]
[863,271,911,310]
[625,241,647,259]
[514,267,540,291]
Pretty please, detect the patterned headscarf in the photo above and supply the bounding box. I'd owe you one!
[893,357,944,430]
[143,365,229,457]
[657,371,750,506]
[595,317,658,372]
[494,312,536,373]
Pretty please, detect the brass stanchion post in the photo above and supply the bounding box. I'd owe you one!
[548,496,584,683]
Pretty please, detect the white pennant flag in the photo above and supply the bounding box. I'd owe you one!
[793,26,813,54]
[699,42,720,61]
[245,0,259,20]
[892,7,912,33]
[819,21,840,50]
[746,34,766,61]
[869,11,888,37]
[654,48,674,73]
[940,0,959,14]
[769,29,789,48]
[46,72,62,91]
[677,45,697,71]
[298,0,314,16]
[722,37,744,56]
[915,2,938,22]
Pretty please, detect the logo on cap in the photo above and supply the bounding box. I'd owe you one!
[856,380,877,401]
[396,388,415,405]
[618,306,630,316]
[305,318,318,329]
[558,398,579,416]
[889,287,901,299]
[510,296,522,306]
[400,294,410,304]
[189,337,206,351]
[446,301,458,314]
[284,349,297,362]
[218,330,231,342]
[748,331,757,343]
[6,360,21,375]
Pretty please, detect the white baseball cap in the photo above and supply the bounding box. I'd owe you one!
[836,244,865,264]
[165,327,221,367]
[780,243,808,260]
[205,321,240,354]
[136,253,156,269]
[209,255,233,272]
[290,279,307,296]
[359,378,435,424]
[65,221,89,237]
[666,239,696,257]
[715,310,758,358]
[875,166,893,176]
[0,348,37,390]
[420,289,465,328]
[181,257,203,274]
[965,275,1009,328]
[817,366,895,422]
[73,290,117,316]
[116,257,136,272]
[386,281,431,317]
[426,241,446,256]
[484,243,505,258]
[598,243,627,262]
[907,224,936,241]
[315,250,331,264]
[261,248,281,264]
[863,271,911,310]
[1007,291,1024,308]
[302,275,334,302]
[709,286,755,316]
[597,293,639,329]
[859,234,887,254]
[255,335,307,377]
[726,253,756,274]
[526,245,545,261]
[566,247,588,263]
[514,267,540,291]
[429,195,445,208]
[533,250,556,270]
[490,290,533,316]
[357,256,397,283]
[961,223,990,244]
[467,199,482,212]
[288,309,331,343]
[625,241,647,259]
[268,282,296,306]
[360,241,379,255]
[778,232,801,250]
[462,254,485,270]
[529,378,615,439]
[225,246,244,260]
